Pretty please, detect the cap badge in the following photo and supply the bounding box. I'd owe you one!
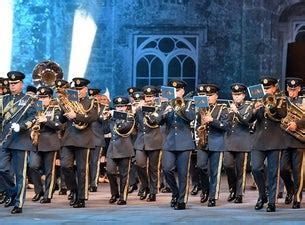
[234,85,239,90]
[41,88,45,93]
[11,74,15,79]
[76,79,81,85]
[263,79,268,84]
[199,86,203,91]
[147,87,151,93]
[291,80,296,85]
[172,81,177,87]
[57,81,62,86]
[89,90,93,94]
[118,97,122,103]
[206,86,211,92]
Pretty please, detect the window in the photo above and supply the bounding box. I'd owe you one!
[293,22,305,42]
[133,35,198,93]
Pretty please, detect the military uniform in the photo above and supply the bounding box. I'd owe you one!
[134,86,163,201]
[251,76,288,212]
[280,78,305,209]
[60,78,98,208]
[106,96,135,205]
[224,83,253,204]
[0,71,36,214]
[88,88,106,192]
[156,80,195,210]
[196,84,230,207]
[29,87,63,203]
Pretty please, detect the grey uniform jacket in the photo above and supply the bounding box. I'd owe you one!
[224,101,253,152]
[133,108,163,151]
[61,96,98,149]
[106,116,135,159]
[1,93,36,151]
[36,105,63,152]
[157,101,196,151]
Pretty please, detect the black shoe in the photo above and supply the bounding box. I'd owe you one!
[0,192,5,204]
[161,187,171,193]
[170,197,177,207]
[146,194,156,202]
[277,192,283,199]
[128,184,138,194]
[109,195,119,204]
[4,195,15,208]
[174,202,186,210]
[68,191,74,200]
[234,196,243,204]
[73,199,85,208]
[40,198,51,204]
[32,192,44,202]
[11,206,22,214]
[117,199,127,205]
[89,186,97,192]
[207,199,216,207]
[200,191,209,204]
[255,196,268,210]
[59,189,67,195]
[285,193,293,205]
[140,188,149,200]
[292,201,301,209]
[69,191,77,206]
[227,191,236,202]
[191,185,200,195]
[266,203,276,212]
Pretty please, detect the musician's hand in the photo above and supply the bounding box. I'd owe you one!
[64,111,77,120]
[164,105,173,113]
[203,115,213,124]
[11,123,20,132]
[230,104,238,113]
[253,102,263,113]
[37,114,47,123]
[287,121,297,132]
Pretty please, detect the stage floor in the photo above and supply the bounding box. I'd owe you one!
[1,174,305,225]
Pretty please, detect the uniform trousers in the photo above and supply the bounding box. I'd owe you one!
[280,148,304,202]
[251,150,281,204]
[223,151,248,196]
[162,150,191,204]
[107,157,131,201]
[61,146,90,200]
[135,149,161,194]
[29,151,57,199]
[0,148,28,208]
[197,150,223,199]
[89,146,102,188]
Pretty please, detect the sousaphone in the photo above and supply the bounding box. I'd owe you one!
[32,60,63,86]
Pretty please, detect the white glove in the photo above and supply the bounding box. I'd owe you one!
[11,123,20,132]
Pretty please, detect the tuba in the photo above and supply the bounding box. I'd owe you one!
[32,60,63,87]
[281,100,305,142]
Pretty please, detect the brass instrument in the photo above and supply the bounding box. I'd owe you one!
[113,113,135,137]
[281,100,305,142]
[143,111,159,129]
[261,93,285,122]
[196,108,210,149]
[32,60,63,87]
[57,89,97,130]
[30,111,44,146]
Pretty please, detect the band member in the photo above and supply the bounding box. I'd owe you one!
[280,77,305,209]
[106,96,135,205]
[134,85,163,202]
[60,77,98,208]
[88,88,107,192]
[224,83,253,204]
[29,86,63,203]
[251,76,287,212]
[196,84,230,207]
[0,71,36,214]
[156,80,195,210]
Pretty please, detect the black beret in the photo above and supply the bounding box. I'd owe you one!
[88,88,101,96]
[168,79,187,89]
[37,86,53,97]
[230,83,247,94]
[260,76,278,88]
[285,77,303,88]
[113,96,130,106]
[142,85,157,96]
[72,77,90,89]
[7,71,25,82]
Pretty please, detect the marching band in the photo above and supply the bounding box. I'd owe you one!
[0,63,305,214]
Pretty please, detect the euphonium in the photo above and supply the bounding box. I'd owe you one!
[281,100,305,142]
[113,113,135,137]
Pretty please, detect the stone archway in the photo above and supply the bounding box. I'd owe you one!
[276,1,305,83]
